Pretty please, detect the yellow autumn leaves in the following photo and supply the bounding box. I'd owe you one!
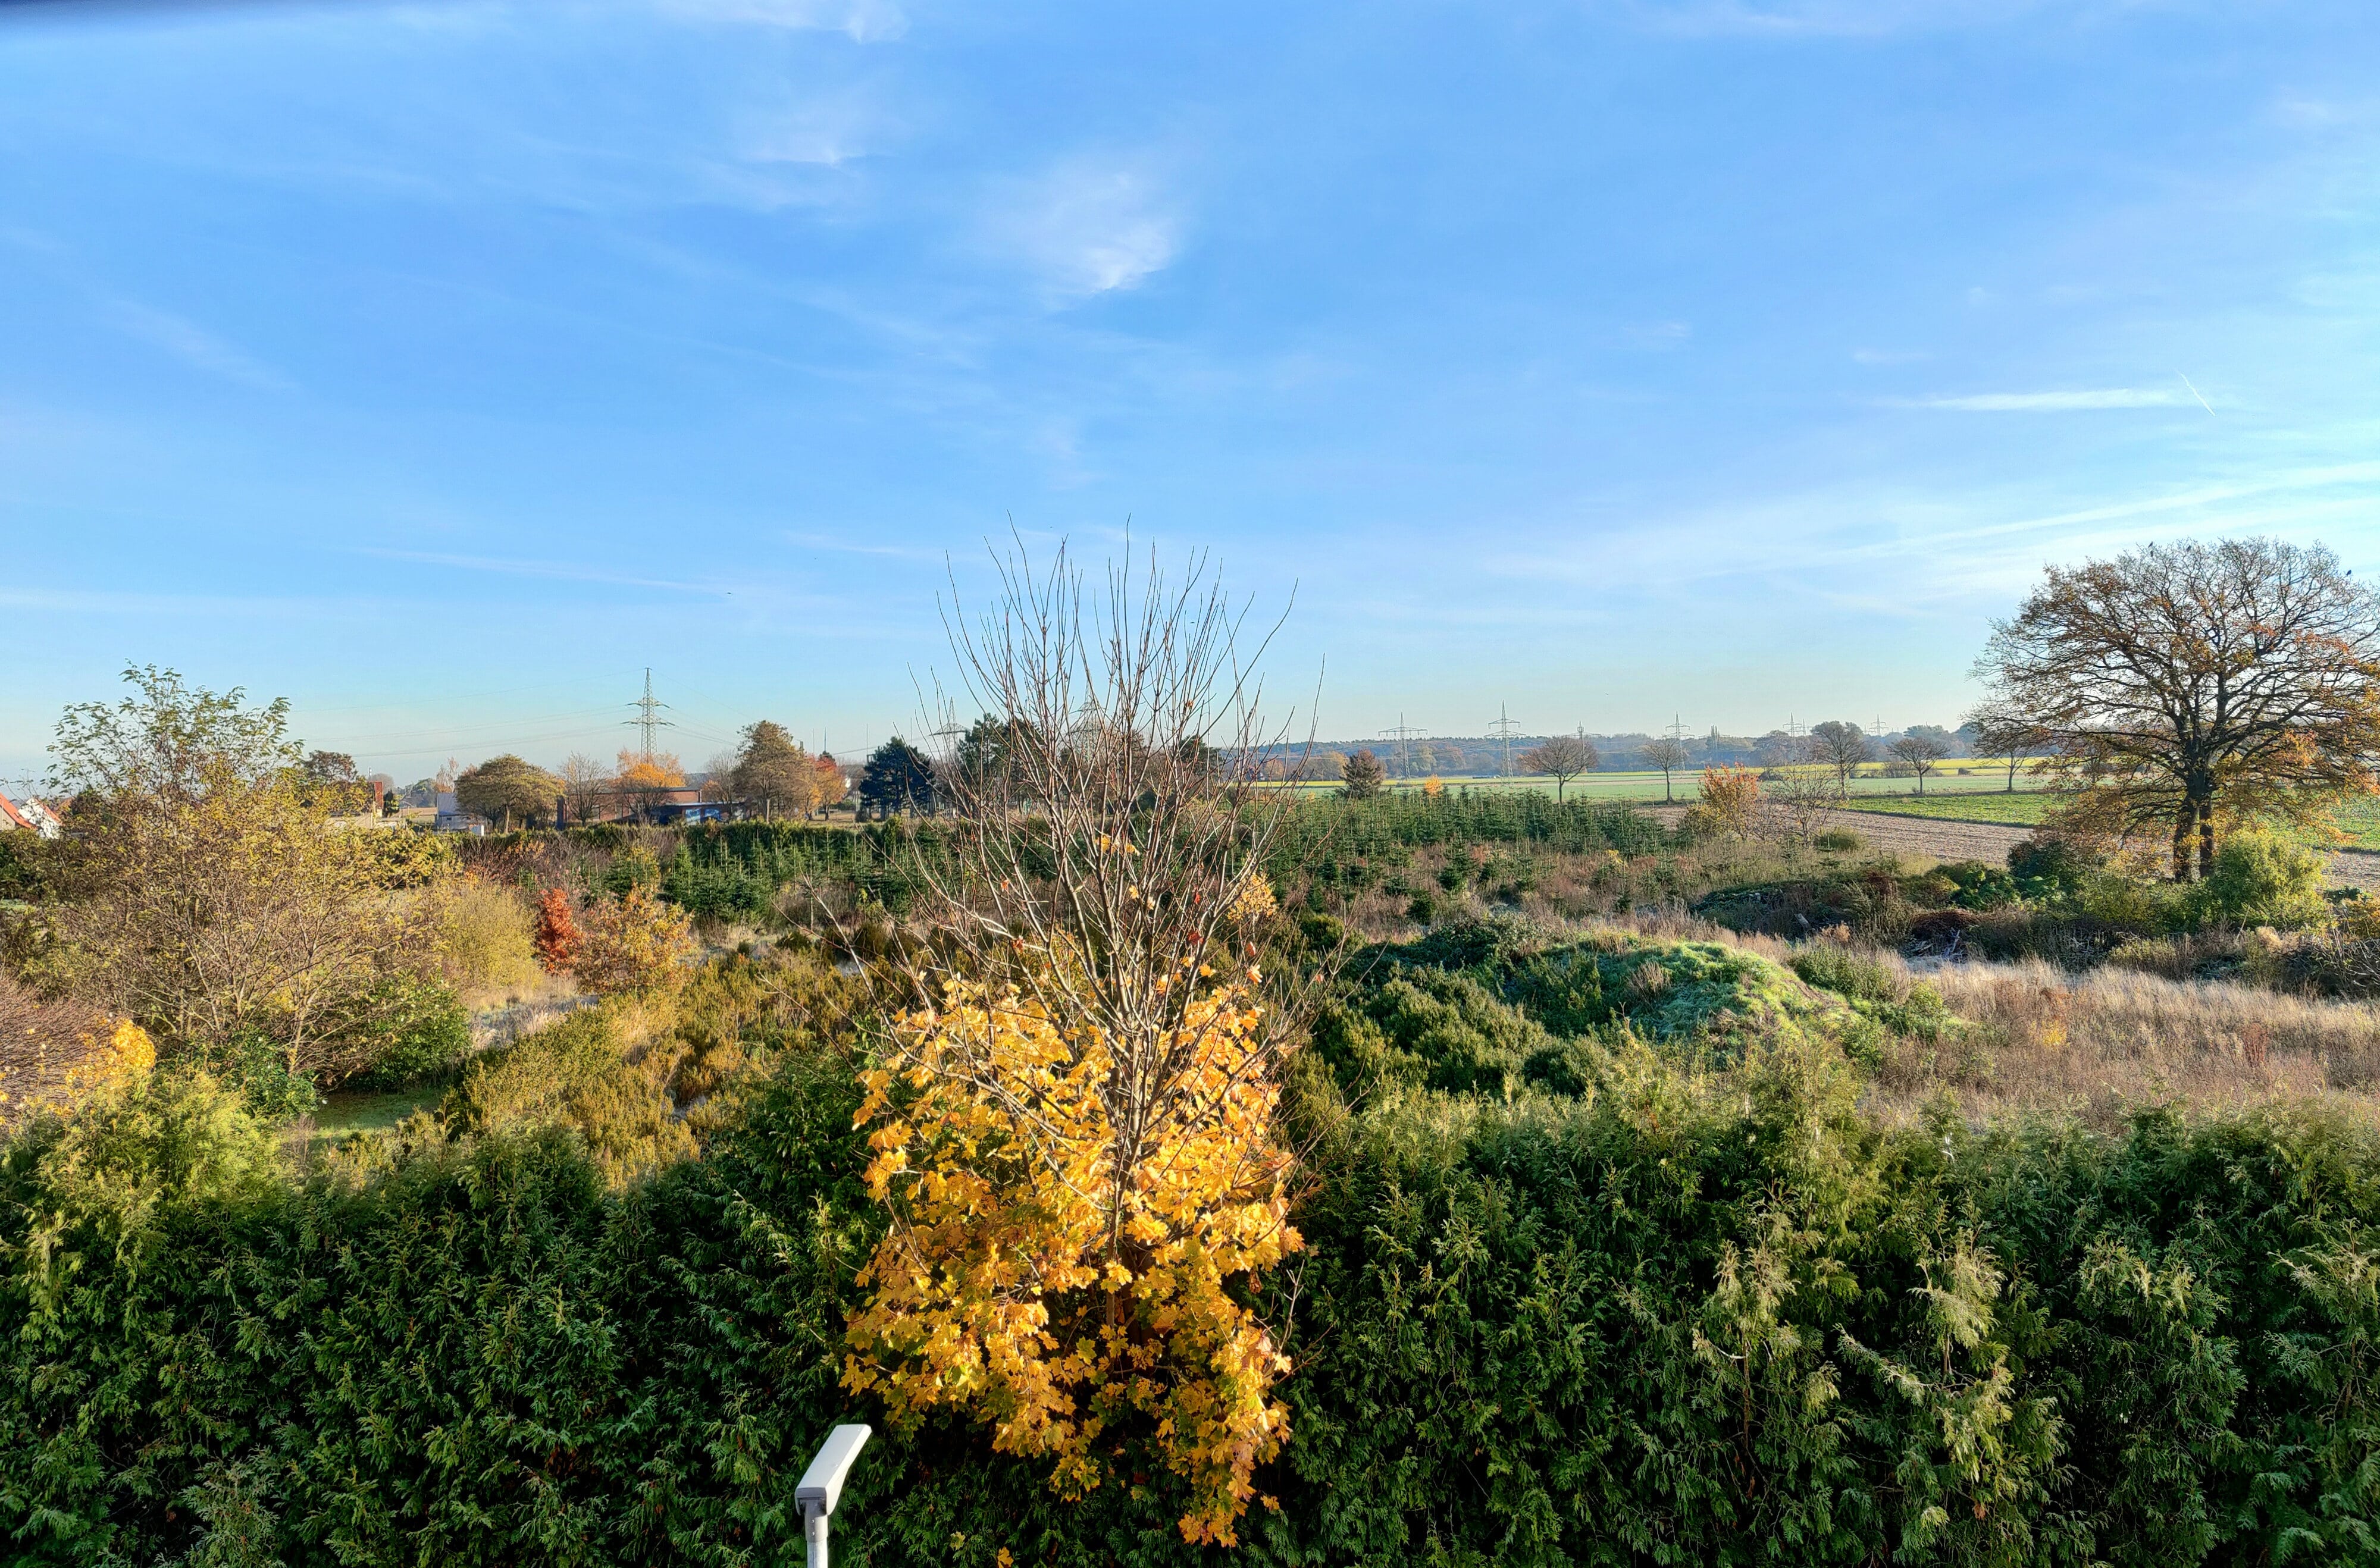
[843,977,1299,1545]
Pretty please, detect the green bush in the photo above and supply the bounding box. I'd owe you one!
[1789,942,1898,1002]
[441,1002,694,1185]
[605,843,665,898]
[1937,858,2021,910]
[8,938,2380,1567]
[2190,827,2330,930]
[2007,833,2100,896]
[191,1030,321,1121]
[1814,826,1864,851]
[342,974,474,1089]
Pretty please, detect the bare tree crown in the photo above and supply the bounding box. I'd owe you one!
[912,538,1312,1252]
[1974,535,2380,877]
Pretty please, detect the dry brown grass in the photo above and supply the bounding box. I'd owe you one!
[1872,953,2380,1130]
[1576,908,2380,1127]
[1449,904,2380,1132]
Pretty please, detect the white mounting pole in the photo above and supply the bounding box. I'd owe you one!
[797,1423,872,1568]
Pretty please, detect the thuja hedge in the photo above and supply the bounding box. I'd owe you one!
[5,939,2379,1564]
[1268,792,1667,868]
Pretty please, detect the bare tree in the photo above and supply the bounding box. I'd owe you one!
[1519,733,1598,801]
[1966,710,2047,794]
[558,752,614,824]
[1639,735,1688,803]
[1765,757,1844,846]
[1975,537,2380,879]
[1886,732,1951,794]
[1806,720,1870,789]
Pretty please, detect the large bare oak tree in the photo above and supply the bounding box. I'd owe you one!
[1974,537,2380,879]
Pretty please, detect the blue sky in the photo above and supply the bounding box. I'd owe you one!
[4,0,2378,784]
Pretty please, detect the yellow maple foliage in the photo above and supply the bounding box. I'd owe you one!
[844,974,1299,1544]
[1226,871,1277,926]
[40,1018,157,1114]
[615,748,687,791]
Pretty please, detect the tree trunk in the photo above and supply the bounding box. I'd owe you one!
[2198,801,2216,882]
[2172,811,2194,882]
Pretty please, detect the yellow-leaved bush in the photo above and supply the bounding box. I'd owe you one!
[843,974,1299,1545]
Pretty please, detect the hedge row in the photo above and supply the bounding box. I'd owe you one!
[4,932,2377,1566]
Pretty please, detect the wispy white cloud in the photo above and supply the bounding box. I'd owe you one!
[743,88,887,167]
[1615,0,2053,39]
[102,300,292,391]
[1623,320,1692,350]
[0,586,347,616]
[654,0,906,42]
[358,548,726,595]
[784,531,949,562]
[1893,387,2188,412]
[1465,460,2380,632]
[987,159,1183,301]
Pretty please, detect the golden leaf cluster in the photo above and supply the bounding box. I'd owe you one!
[1225,871,1277,926]
[844,977,1299,1544]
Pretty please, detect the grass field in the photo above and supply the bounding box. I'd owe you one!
[1279,764,2043,803]
[1840,789,2380,851]
[1276,765,2380,852]
[1837,792,2050,827]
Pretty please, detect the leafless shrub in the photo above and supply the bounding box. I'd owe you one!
[0,970,105,1128]
[897,536,1327,1224]
[1762,760,1845,846]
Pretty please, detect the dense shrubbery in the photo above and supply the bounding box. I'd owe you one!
[1269,789,1665,868]
[7,923,2378,1565]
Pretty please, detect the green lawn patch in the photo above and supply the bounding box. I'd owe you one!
[297,1084,446,1150]
[1838,792,2051,827]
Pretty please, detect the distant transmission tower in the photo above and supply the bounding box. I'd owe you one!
[1488,704,1523,778]
[1382,715,1427,781]
[625,667,675,758]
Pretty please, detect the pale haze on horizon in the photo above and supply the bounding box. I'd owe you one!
[4,0,2378,785]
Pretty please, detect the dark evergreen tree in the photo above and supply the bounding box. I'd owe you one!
[859,736,937,816]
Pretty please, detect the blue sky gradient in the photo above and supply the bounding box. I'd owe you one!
[4,0,2378,782]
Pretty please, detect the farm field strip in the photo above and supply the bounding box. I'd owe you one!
[1840,790,2380,851]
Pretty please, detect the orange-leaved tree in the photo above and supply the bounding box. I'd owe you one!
[532,888,579,974]
[1696,763,1761,837]
[843,537,1319,1544]
[571,887,694,996]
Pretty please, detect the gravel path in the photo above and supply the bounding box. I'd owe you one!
[1646,805,2380,892]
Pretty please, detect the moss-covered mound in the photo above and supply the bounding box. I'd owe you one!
[1323,918,1891,1099]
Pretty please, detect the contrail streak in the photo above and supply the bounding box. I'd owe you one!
[2177,372,2215,415]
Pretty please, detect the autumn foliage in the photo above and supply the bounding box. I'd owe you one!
[570,888,696,996]
[532,888,580,975]
[844,974,1299,1544]
[1693,763,1762,837]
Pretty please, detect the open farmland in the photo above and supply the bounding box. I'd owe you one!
[1838,786,2380,851]
[1278,763,2050,803]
